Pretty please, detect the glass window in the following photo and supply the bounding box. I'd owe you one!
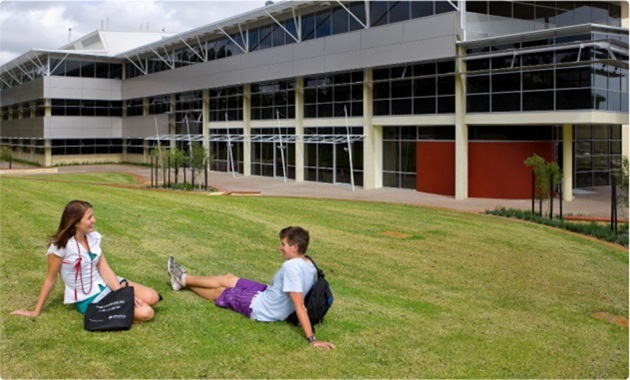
[492,72,520,92]
[391,80,412,98]
[415,77,437,96]
[349,2,367,31]
[259,26,272,50]
[302,14,315,40]
[468,94,490,112]
[489,1,511,18]
[414,62,436,76]
[95,63,109,78]
[373,82,390,99]
[414,98,436,114]
[411,1,433,18]
[332,7,349,34]
[437,76,454,95]
[65,60,81,77]
[556,67,590,88]
[492,93,520,112]
[370,1,389,27]
[513,2,535,21]
[523,70,553,90]
[557,89,592,109]
[390,98,411,115]
[535,5,556,28]
[272,24,285,47]
[435,1,454,14]
[315,10,332,38]
[389,1,410,23]
[437,96,455,113]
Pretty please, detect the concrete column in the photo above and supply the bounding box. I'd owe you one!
[295,77,304,182]
[362,68,381,189]
[243,84,251,176]
[620,0,628,160]
[562,124,573,202]
[455,45,468,200]
[169,94,176,149]
[622,124,629,158]
[202,89,209,151]
[44,99,51,117]
[44,139,52,167]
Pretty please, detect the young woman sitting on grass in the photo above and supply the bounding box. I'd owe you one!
[11,200,160,322]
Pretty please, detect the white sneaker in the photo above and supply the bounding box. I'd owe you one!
[167,256,186,291]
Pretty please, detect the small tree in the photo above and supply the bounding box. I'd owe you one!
[169,147,187,184]
[150,145,169,185]
[190,143,209,190]
[524,154,561,217]
[616,155,629,210]
[0,146,11,168]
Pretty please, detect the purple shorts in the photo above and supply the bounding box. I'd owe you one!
[214,278,267,318]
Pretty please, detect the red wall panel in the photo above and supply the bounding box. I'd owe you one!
[416,141,455,196]
[469,142,555,199]
[415,141,555,199]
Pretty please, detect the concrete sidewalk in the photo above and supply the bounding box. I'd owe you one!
[40,163,621,219]
[1,163,621,219]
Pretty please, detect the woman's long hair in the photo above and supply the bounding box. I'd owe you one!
[50,200,92,248]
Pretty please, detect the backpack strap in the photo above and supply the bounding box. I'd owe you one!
[305,255,324,279]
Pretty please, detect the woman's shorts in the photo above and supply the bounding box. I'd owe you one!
[215,278,267,318]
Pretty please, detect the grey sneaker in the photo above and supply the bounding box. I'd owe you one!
[167,256,186,291]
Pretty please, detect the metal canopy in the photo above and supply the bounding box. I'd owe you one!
[145,134,365,144]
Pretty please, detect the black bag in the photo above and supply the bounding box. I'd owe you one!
[286,255,333,330]
[84,285,134,332]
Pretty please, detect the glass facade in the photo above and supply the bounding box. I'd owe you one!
[50,139,124,155]
[251,80,296,120]
[304,127,364,186]
[467,30,629,113]
[383,127,418,189]
[50,99,123,116]
[575,124,622,187]
[210,86,243,122]
[175,91,203,135]
[0,1,626,195]
[209,128,244,174]
[373,61,456,115]
[119,1,457,80]
[467,1,622,37]
[304,71,364,118]
[251,127,296,179]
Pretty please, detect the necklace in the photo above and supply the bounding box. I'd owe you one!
[74,235,94,297]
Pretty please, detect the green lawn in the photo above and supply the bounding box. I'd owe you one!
[1,173,627,378]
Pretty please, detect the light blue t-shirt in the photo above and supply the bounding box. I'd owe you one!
[250,258,316,322]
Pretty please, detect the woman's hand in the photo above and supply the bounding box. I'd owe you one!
[10,309,39,318]
[134,296,145,308]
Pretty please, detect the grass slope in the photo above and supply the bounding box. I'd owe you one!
[0,174,627,378]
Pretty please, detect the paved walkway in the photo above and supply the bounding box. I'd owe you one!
[2,163,622,219]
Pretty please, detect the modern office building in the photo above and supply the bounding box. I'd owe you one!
[1,1,628,200]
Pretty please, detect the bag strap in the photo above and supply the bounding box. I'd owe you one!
[305,255,324,279]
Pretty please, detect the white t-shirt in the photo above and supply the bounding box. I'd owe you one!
[250,258,317,322]
[47,231,106,304]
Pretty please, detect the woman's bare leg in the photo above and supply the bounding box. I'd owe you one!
[126,280,160,305]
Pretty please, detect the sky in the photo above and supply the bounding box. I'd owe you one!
[0,0,267,66]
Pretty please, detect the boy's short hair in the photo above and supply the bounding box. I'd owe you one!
[279,226,310,254]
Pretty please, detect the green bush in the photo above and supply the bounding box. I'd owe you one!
[486,208,629,247]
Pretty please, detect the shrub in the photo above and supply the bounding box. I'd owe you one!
[486,208,628,247]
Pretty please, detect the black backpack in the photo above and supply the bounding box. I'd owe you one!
[286,255,333,330]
